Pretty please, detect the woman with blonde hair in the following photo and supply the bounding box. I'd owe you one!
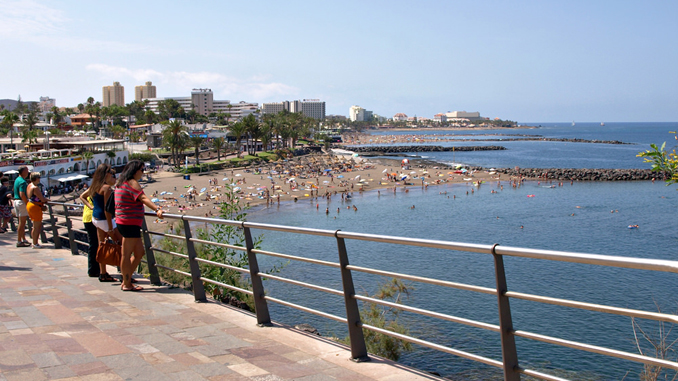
[26,172,48,248]
[80,164,121,282]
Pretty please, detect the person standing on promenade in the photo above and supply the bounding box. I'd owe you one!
[13,166,30,247]
[115,160,163,291]
[0,177,13,233]
[80,164,121,282]
[26,172,48,248]
[81,193,100,278]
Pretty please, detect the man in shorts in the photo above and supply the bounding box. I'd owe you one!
[13,166,30,247]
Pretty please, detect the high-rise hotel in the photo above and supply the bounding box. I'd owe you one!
[135,81,156,102]
[102,82,125,107]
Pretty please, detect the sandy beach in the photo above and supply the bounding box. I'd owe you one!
[140,149,516,223]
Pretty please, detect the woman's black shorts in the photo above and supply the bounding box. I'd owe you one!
[117,224,141,238]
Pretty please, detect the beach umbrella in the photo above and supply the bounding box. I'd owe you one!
[461,168,468,173]
[200,187,207,192]
[288,177,295,181]
[160,191,167,195]
[222,177,228,181]
[324,169,332,172]
[354,175,360,180]
[235,174,242,177]
[382,169,388,173]
[3,170,19,174]
[151,198,160,203]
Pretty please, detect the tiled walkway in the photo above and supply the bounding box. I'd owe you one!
[0,232,441,380]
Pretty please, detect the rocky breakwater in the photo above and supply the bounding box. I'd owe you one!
[496,168,658,181]
[351,145,506,155]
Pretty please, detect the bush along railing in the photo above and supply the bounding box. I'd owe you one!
[43,201,678,381]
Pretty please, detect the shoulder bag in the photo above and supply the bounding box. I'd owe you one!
[96,233,121,267]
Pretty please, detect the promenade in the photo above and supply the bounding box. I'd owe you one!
[0,233,441,380]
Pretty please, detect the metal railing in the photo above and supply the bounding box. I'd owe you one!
[41,201,678,381]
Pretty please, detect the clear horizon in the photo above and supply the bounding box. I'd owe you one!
[1,0,676,123]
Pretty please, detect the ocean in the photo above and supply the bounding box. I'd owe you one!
[245,122,678,379]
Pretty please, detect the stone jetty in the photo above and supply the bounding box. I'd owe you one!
[496,168,658,181]
[351,145,507,155]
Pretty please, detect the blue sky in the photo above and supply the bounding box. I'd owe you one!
[1,0,676,122]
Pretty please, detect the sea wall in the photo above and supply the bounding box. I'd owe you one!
[350,145,507,154]
[496,168,658,181]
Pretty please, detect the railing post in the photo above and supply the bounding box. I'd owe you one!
[39,216,48,244]
[492,244,520,381]
[182,217,207,302]
[48,204,62,249]
[62,204,78,256]
[336,231,369,362]
[243,224,271,326]
[141,219,162,286]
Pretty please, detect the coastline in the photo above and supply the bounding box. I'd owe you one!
[139,152,510,222]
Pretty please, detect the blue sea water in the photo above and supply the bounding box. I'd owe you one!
[244,123,678,379]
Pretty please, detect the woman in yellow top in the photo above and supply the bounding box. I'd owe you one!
[82,196,100,278]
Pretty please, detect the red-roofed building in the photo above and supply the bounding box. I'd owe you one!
[69,114,94,127]
[393,113,408,121]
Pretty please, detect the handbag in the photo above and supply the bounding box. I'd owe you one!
[96,235,121,267]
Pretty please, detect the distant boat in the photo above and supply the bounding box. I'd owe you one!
[572,121,576,126]
[601,122,605,126]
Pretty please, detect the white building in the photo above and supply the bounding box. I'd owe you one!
[144,90,258,119]
[445,111,480,121]
[393,113,408,122]
[349,106,365,122]
[261,99,326,120]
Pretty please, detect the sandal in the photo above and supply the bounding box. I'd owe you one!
[99,273,116,282]
[121,285,143,292]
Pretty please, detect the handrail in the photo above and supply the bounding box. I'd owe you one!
[38,201,678,380]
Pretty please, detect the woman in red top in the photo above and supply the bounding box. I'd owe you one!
[115,160,163,291]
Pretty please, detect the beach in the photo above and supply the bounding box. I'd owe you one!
[141,149,510,222]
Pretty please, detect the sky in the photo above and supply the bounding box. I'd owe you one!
[1,0,676,123]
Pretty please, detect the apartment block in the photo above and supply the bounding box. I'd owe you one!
[262,99,326,120]
[39,96,56,112]
[135,81,157,102]
[102,82,125,107]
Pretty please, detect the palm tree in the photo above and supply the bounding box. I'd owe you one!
[106,150,117,167]
[212,137,226,161]
[161,120,187,167]
[82,151,94,174]
[189,135,204,166]
[242,114,260,155]
[50,106,62,125]
[229,122,246,158]
[259,120,273,153]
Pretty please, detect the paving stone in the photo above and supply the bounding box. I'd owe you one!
[167,370,210,381]
[113,364,167,380]
[31,352,62,368]
[190,362,232,377]
[43,364,76,379]
[2,366,48,381]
